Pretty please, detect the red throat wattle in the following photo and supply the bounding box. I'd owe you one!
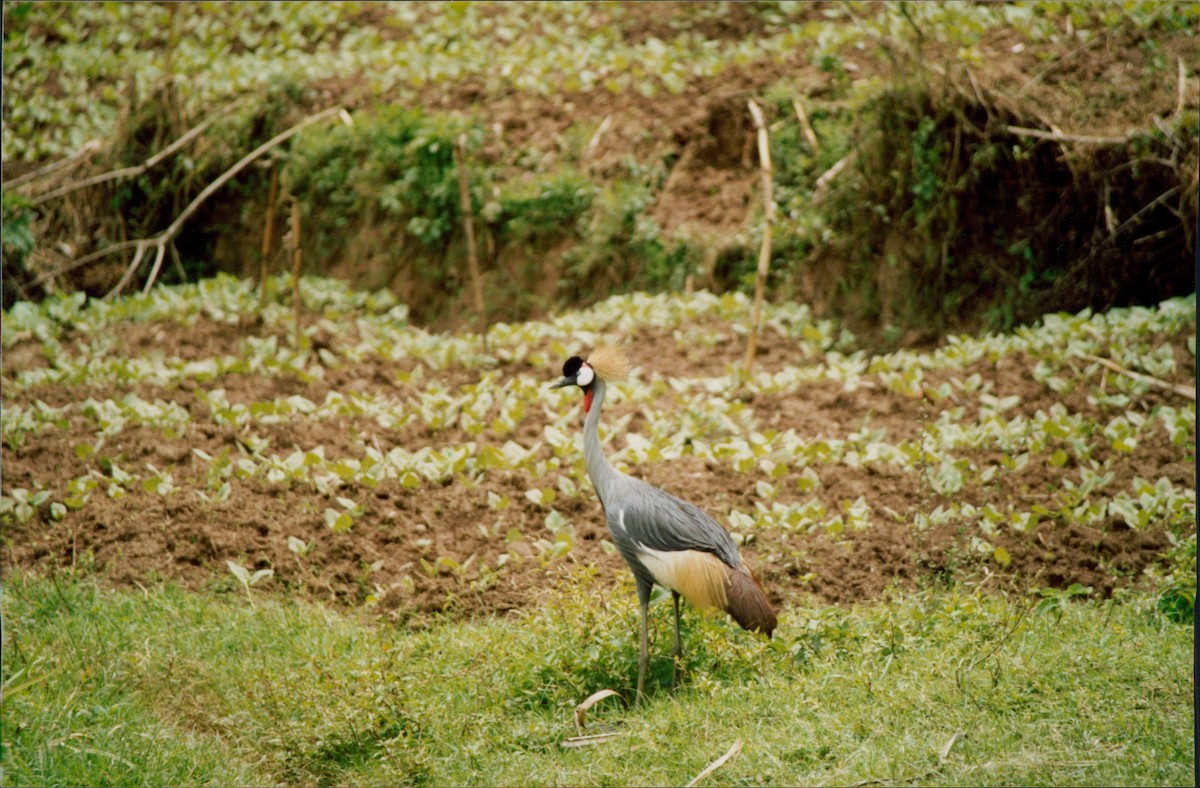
[583,387,594,413]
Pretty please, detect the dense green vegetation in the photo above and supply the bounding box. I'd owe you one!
[5,1,1195,333]
[2,3,1195,784]
[6,1,1193,162]
[4,572,1193,787]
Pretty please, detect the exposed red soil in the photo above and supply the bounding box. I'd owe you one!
[3,306,1194,622]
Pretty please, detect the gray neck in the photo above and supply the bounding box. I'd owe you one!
[583,377,619,509]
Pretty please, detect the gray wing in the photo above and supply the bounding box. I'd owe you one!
[607,477,741,569]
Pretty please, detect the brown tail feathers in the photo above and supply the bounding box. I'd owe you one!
[724,563,777,637]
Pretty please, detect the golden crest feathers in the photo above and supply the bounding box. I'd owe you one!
[586,344,630,382]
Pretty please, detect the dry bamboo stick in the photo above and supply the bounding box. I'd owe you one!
[259,161,279,311]
[812,150,857,206]
[454,133,488,352]
[792,97,819,153]
[290,197,302,348]
[1173,56,1187,118]
[743,99,775,376]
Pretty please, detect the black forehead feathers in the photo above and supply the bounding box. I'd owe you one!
[562,356,584,376]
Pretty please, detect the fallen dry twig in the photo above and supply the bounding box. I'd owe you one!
[685,739,743,787]
[574,688,623,736]
[586,115,614,164]
[938,731,965,764]
[560,689,625,748]
[560,732,625,748]
[1076,352,1195,401]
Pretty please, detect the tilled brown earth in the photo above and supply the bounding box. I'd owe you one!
[2,309,1194,620]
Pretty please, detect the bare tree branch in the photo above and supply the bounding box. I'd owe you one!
[106,242,149,299]
[6,140,102,189]
[1004,125,1137,146]
[140,241,168,297]
[30,99,242,206]
[158,105,344,252]
[72,105,347,299]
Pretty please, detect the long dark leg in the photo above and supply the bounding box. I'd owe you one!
[671,590,683,688]
[635,580,652,705]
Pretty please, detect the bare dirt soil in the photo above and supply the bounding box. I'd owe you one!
[3,309,1193,621]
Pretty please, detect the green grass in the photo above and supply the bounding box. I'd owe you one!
[2,571,1193,786]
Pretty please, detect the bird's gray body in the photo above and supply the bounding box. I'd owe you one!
[604,477,741,588]
[583,378,741,599]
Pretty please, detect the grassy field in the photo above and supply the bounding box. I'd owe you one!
[2,571,1193,787]
[1,274,1196,786]
[3,3,1196,784]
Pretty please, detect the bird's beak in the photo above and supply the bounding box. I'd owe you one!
[550,377,574,389]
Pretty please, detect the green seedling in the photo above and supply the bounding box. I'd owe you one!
[226,560,274,608]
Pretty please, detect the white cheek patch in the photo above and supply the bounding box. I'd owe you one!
[576,365,595,387]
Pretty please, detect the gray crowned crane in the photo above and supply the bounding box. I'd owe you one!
[551,345,777,703]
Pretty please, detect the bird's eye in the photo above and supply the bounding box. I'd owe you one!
[575,365,595,386]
